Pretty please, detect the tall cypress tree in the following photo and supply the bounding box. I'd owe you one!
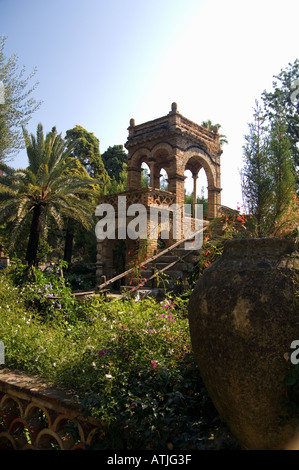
[241,102,272,237]
[241,102,297,238]
[261,59,299,189]
[267,116,297,235]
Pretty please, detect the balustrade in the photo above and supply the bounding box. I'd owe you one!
[0,369,101,450]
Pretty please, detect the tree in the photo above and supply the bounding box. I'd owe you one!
[201,120,228,146]
[241,102,297,237]
[261,59,299,186]
[0,123,98,265]
[107,163,127,193]
[0,36,41,161]
[241,102,272,237]
[267,116,297,235]
[184,187,208,217]
[101,145,128,182]
[63,126,110,263]
[65,125,109,185]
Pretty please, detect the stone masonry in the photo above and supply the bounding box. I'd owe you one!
[96,103,222,282]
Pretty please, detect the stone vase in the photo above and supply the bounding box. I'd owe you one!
[188,238,299,450]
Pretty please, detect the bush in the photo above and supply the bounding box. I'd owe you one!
[0,265,234,450]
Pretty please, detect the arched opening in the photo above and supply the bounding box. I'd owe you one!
[197,168,208,200]
[141,162,150,188]
[184,169,193,202]
[184,159,210,218]
[160,168,168,191]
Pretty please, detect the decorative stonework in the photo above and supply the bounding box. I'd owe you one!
[96,104,223,282]
[0,369,101,450]
[98,188,176,211]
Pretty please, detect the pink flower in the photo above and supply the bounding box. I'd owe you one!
[98,349,109,356]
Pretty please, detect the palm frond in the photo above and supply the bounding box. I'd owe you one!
[2,123,104,260]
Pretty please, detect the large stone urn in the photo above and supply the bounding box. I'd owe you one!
[188,238,299,450]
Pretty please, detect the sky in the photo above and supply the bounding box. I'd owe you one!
[1,0,298,210]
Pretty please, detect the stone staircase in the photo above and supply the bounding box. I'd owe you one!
[120,246,199,299]
[98,223,209,300]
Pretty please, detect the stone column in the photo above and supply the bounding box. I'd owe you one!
[148,161,155,188]
[127,166,142,190]
[207,186,222,219]
[96,239,105,281]
[192,174,198,218]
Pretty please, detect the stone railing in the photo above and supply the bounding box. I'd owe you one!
[98,188,177,211]
[0,369,101,450]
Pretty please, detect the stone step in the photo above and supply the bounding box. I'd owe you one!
[115,244,201,296]
[120,286,166,300]
[150,261,189,270]
[153,254,177,263]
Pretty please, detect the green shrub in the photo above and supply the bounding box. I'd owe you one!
[0,266,232,450]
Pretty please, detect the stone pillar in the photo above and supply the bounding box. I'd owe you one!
[96,239,106,280]
[207,186,222,219]
[192,174,198,218]
[167,172,185,240]
[148,161,155,188]
[127,166,142,190]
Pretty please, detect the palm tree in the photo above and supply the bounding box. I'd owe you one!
[0,123,99,265]
[201,120,228,146]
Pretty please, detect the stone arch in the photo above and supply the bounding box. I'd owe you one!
[127,147,152,189]
[128,143,173,190]
[184,149,216,186]
[96,103,222,282]
[151,143,172,190]
[184,147,221,219]
[151,142,173,162]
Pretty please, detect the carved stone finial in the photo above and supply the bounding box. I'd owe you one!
[130,118,135,127]
[171,102,178,112]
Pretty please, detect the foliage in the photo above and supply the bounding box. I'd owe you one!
[65,125,110,186]
[267,118,298,236]
[0,124,98,265]
[201,120,228,147]
[141,165,150,188]
[190,211,250,284]
[241,102,273,237]
[241,101,297,237]
[101,145,128,184]
[0,265,236,450]
[241,60,299,236]
[261,59,299,180]
[184,189,208,217]
[0,36,41,161]
[107,163,127,194]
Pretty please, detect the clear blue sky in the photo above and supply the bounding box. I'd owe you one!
[1,0,298,209]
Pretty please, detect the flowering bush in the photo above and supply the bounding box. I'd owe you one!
[0,267,237,450]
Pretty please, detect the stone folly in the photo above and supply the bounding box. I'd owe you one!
[96,103,222,282]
